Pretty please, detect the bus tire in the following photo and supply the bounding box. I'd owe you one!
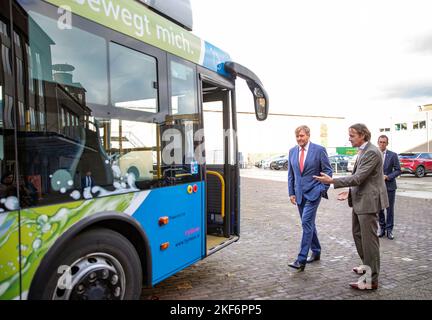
[29,228,142,300]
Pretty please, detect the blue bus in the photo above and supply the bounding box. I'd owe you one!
[0,0,268,300]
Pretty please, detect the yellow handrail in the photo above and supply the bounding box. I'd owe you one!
[206,171,225,219]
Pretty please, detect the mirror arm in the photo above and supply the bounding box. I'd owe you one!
[224,62,269,121]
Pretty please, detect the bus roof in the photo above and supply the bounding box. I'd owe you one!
[44,0,231,77]
[137,0,193,31]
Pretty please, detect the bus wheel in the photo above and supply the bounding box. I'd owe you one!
[29,228,142,300]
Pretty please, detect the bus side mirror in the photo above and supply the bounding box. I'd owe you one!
[248,81,269,121]
[224,62,269,121]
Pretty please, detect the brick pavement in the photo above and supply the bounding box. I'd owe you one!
[141,177,432,300]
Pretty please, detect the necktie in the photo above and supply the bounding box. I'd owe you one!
[299,147,305,173]
[87,176,90,187]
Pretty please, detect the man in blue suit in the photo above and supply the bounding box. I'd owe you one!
[81,170,95,194]
[288,125,333,271]
[377,135,401,240]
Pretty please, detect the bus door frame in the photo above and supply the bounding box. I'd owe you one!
[197,67,240,240]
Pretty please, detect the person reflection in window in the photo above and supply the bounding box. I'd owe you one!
[0,172,16,199]
[81,170,95,199]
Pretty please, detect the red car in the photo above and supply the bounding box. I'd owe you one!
[399,152,432,177]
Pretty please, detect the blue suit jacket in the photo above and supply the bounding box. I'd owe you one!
[383,150,401,191]
[288,142,333,204]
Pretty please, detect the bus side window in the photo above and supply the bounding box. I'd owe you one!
[98,118,164,190]
[15,10,109,208]
[109,42,158,114]
[170,59,197,115]
[162,58,202,184]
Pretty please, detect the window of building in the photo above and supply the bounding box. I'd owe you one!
[16,57,23,85]
[60,108,65,129]
[34,52,44,98]
[13,31,21,47]
[412,121,426,130]
[1,44,12,75]
[0,20,7,36]
[18,101,25,128]
[4,94,13,129]
[29,107,36,131]
[0,86,3,128]
[395,123,407,131]
[39,111,45,130]
[25,44,34,93]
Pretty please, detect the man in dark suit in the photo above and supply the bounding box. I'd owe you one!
[288,125,332,271]
[314,124,389,290]
[377,135,401,240]
[81,170,95,194]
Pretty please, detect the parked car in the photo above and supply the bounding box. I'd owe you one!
[270,155,289,170]
[347,154,358,172]
[254,160,263,168]
[262,155,287,169]
[328,155,350,172]
[399,152,432,177]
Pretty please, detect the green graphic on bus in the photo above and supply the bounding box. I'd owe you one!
[0,193,134,299]
[44,0,202,64]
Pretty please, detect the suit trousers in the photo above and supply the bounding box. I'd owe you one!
[352,211,380,283]
[296,197,321,264]
[379,190,396,232]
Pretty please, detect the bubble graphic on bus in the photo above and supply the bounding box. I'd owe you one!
[50,170,74,192]
[1,197,19,211]
[112,165,122,178]
[70,191,81,200]
[32,238,42,250]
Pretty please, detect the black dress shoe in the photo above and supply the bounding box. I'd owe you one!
[288,260,305,271]
[306,253,321,263]
[387,231,394,240]
[378,229,385,238]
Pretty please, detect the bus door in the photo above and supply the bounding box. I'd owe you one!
[200,74,239,254]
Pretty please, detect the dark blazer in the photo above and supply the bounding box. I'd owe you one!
[334,142,389,214]
[81,175,95,191]
[288,142,333,204]
[383,150,401,192]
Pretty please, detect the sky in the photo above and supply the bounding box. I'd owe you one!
[190,0,432,125]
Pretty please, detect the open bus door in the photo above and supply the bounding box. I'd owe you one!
[199,62,269,255]
[199,71,239,255]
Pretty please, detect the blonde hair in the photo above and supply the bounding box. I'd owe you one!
[295,125,310,136]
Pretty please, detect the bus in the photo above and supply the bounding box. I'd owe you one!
[0,0,268,300]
